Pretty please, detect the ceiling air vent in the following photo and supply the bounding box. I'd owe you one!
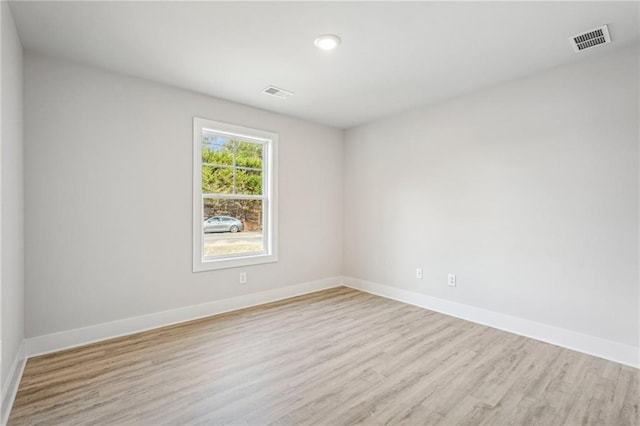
[262,85,294,99]
[569,25,611,52]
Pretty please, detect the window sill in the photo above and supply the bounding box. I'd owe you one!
[193,252,278,272]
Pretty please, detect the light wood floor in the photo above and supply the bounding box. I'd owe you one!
[8,287,639,425]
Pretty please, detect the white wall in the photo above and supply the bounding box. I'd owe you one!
[17,33,640,363]
[24,52,343,338]
[1,0,25,415]
[344,45,639,348]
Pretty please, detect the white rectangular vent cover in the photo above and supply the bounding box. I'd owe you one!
[570,25,611,52]
[262,86,294,99]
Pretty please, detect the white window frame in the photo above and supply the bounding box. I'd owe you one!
[193,118,278,272]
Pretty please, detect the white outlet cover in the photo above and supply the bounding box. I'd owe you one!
[447,273,456,287]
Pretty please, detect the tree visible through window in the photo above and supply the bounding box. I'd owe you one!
[193,118,277,271]
[202,135,264,255]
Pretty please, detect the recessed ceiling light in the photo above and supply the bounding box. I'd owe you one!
[314,34,341,51]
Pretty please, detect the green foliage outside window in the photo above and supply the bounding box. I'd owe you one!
[202,138,263,195]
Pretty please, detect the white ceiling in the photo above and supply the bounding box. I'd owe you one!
[9,1,640,129]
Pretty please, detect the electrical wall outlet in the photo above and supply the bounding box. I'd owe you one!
[416,268,423,279]
[239,272,247,284]
[447,273,456,287]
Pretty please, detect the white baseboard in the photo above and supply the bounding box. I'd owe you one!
[26,276,342,358]
[343,276,639,369]
[1,340,26,426]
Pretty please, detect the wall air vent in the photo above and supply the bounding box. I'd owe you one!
[569,25,611,52]
[262,85,294,99]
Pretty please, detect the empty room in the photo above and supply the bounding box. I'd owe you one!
[1,1,639,425]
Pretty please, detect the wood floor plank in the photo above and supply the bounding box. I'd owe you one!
[7,287,640,425]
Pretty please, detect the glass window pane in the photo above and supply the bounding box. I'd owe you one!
[235,169,262,195]
[235,141,263,168]
[202,165,233,194]
[202,133,233,165]
[203,199,264,257]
